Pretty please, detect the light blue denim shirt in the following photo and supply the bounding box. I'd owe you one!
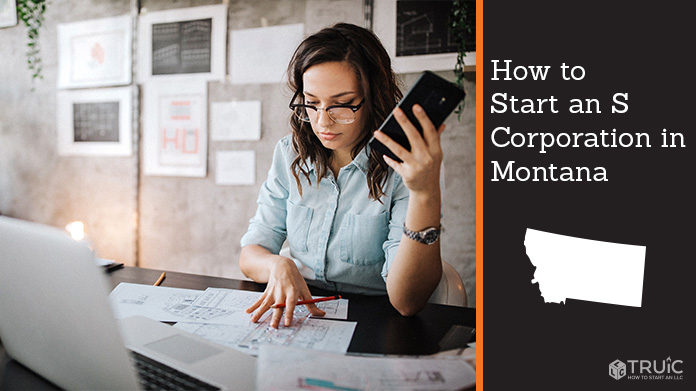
[240,135,409,295]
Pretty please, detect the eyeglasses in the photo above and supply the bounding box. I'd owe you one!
[289,90,365,124]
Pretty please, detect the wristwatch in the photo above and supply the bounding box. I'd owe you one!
[403,223,441,245]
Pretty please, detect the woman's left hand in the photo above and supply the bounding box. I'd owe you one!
[372,104,445,194]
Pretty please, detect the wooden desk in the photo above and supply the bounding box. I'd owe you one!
[1,266,475,389]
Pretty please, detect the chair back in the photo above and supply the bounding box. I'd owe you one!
[428,261,467,307]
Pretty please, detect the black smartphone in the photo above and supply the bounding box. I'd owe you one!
[369,71,465,162]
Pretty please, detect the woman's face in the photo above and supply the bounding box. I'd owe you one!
[301,61,366,159]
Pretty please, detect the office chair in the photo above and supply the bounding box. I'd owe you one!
[425,165,468,307]
[428,261,468,307]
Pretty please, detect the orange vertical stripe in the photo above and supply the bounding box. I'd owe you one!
[476,0,483,388]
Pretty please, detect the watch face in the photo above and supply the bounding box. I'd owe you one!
[423,229,439,244]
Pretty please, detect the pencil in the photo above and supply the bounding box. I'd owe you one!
[271,295,341,309]
[153,272,166,286]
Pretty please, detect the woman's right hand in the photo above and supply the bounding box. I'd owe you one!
[245,255,325,328]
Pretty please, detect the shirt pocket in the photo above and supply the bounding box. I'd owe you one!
[287,202,313,253]
[340,212,389,265]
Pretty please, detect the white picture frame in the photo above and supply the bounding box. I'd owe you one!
[142,79,208,177]
[0,0,17,28]
[57,15,133,89]
[138,4,227,82]
[56,87,134,156]
[372,0,475,74]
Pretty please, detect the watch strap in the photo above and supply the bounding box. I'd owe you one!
[403,223,441,245]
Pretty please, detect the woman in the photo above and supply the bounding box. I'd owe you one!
[240,23,445,328]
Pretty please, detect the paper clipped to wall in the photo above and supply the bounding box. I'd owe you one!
[216,151,256,186]
[229,23,305,85]
[210,101,261,141]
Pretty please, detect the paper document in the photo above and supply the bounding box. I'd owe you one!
[257,345,476,391]
[193,287,349,320]
[210,101,261,141]
[175,315,356,356]
[229,24,305,85]
[175,287,354,355]
[215,150,256,186]
[109,283,348,324]
[109,283,355,356]
[109,283,204,322]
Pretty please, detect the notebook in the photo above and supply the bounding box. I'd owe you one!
[0,216,255,390]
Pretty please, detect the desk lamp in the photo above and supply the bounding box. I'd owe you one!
[66,221,123,270]
[65,221,95,254]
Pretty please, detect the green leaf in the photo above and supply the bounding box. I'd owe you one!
[16,0,47,83]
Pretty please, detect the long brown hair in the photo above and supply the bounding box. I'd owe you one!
[287,23,402,201]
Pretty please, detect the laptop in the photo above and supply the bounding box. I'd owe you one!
[0,216,256,390]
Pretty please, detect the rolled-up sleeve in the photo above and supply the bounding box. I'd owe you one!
[381,174,409,280]
[240,138,292,254]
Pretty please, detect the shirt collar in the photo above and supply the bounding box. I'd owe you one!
[352,145,370,176]
[304,144,371,177]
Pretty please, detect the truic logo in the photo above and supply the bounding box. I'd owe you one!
[610,360,626,380]
[609,357,684,381]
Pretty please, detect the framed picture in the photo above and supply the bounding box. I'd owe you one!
[138,4,227,82]
[142,79,208,177]
[57,15,132,89]
[372,0,476,74]
[56,87,134,156]
[0,0,17,28]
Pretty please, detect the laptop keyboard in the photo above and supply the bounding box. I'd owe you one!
[130,350,221,391]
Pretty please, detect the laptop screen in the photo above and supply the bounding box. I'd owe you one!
[0,217,140,390]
